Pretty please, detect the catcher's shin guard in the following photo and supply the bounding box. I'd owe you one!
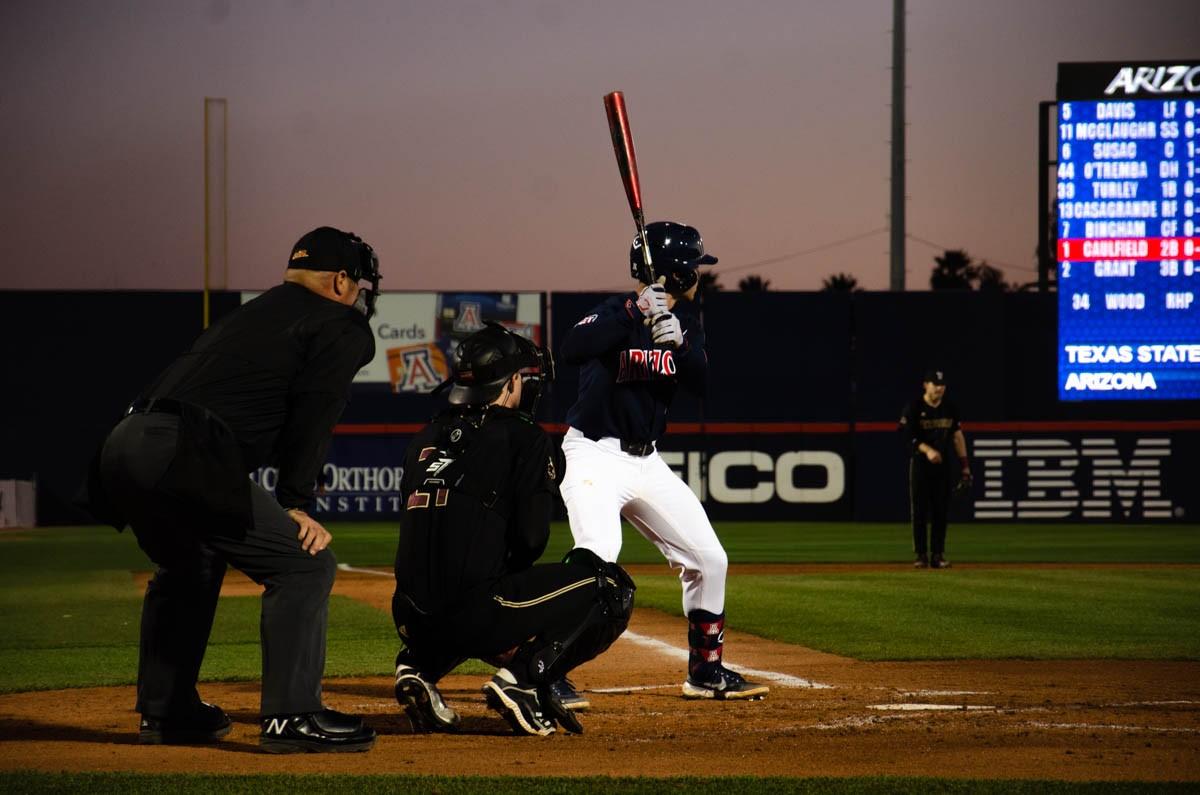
[515,549,635,684]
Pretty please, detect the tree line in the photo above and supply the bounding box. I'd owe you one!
[701,249,1011,294]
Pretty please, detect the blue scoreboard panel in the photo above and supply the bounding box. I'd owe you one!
[1057,61,1200,401]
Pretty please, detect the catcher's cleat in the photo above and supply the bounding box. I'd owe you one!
[259,708,376,753]
[930,555,952,569]
[548,677,589,711]
[138,701,231,745]
[913,555,929,569]
[682,665,769,701]
[394,664,460,733]
[482,668,555,736]
[540,684,584,734]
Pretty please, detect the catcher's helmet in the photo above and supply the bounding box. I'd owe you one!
[629,221,718,294]
[436,322,554,415]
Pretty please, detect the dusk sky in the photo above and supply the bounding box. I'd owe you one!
[2,0,1197,292]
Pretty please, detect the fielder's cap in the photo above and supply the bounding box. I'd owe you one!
[923,368,947,385]
[287,226,361,273]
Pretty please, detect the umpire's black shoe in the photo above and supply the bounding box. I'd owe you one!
[138,701,231,745]
[394,663,460,733]
[482,668,555,736]
[259,708,376,753]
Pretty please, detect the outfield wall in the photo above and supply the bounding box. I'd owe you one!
[2,289,1196,524]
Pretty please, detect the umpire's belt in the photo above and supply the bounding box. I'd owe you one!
[126,397,186,417]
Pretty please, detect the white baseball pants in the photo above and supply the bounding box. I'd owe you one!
[560,428,727,615]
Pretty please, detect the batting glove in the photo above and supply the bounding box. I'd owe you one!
[636,280,669,323]
[651,313,683,348]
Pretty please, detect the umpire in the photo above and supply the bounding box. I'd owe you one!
[391,323,634,737]
[898,368,971,569]
[88,226,379,752]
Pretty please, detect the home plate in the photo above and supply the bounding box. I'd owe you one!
[869,703,995,711]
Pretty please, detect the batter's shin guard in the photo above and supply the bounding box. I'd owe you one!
[687,609,725,682]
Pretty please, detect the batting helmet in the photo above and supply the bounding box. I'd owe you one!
[435,322,554,415]
[629,221,718,294]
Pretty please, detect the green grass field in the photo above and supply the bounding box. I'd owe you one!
[1,521,1197,693]
[2,521,1197,791]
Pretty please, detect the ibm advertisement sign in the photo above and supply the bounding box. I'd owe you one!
[253,429,1192,522]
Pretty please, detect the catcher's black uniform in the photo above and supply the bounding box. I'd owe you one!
[392,404,632,687]
[92,282,374,718]
[898,397,961,561]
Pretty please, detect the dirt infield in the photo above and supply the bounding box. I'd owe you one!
[1,568,1198,781]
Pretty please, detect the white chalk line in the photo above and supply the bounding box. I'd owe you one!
[591,684,678,694]
[338,563,833,690]
[869,703,995,712]
[1025,721,1200,734]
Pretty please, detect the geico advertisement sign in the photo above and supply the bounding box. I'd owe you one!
[659,450,845,505]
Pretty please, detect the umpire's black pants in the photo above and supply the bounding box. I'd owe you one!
[100,412,335,718]
[394,563,628,684]
[909,456,952,558]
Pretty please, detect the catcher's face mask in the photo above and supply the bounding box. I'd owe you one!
[516,344,555,417]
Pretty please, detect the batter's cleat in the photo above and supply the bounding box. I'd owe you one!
[139,701,231,745]
[259,708,376,753]
[482,668,555,736]
[540,685,584,734]
[394,664,460,733]
[548,677,590,711]
[682,665,770,701]
[930,555,952,569]
[913,555,929,569]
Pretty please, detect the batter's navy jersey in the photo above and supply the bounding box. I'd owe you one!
[560,293,706,444]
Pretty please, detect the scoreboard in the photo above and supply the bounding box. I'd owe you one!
[1056,61,1200,401]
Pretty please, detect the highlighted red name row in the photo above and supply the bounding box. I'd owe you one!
[1058,237,1200,261]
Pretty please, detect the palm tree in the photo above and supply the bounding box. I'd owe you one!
[821,273,860,291]
[930,250,975,290]
[975,263,1009,292]
[737,274,771,292]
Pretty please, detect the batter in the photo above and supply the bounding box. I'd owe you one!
[557,221,768,701]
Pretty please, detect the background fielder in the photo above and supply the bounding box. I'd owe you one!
[899,368,971,569]
[556,221,768,701]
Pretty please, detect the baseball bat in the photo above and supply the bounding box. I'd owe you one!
[603,91,654,285]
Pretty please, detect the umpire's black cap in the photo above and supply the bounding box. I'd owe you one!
[923,368,947,385]
[287,227,365,273]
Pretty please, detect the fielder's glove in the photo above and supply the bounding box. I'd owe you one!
[954,469,973,496]
[636,279,669,323]
[651,312,683,348]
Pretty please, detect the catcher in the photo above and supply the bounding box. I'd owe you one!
[391,323,634,737]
